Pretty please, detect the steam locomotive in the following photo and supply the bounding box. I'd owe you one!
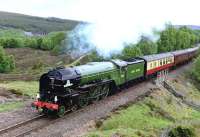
[33,46,199,117]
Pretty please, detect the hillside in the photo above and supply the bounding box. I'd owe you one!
[0,11,81,33]
[0,48,73,81]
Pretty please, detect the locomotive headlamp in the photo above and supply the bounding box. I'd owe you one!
[36,94,40,100]
[54,96,58,102]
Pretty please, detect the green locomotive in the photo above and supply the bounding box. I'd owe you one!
[33,46,199,117]
[33,58,145,116]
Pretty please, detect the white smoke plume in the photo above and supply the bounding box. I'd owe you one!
[65,0,200,57]
[64,24,95,58]
[66,22,163,57]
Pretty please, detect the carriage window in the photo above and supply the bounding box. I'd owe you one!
[163,59,165,65]
[169,58,172,63]
[167,58,169,63]
[160,60,162,65]
[154,62,156,67]
[150,63,153,68]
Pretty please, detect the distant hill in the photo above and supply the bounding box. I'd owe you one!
[174,25,200,30]
[0,11,81,33]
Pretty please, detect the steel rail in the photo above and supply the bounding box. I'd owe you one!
[0,115,44,135]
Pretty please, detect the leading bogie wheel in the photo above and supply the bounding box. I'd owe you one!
[42,108,50,115]
[57,105,65,117]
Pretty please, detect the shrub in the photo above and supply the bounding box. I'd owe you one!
[0,38,6,47]
[24,38,38,49]
[191,55,200,82]
[121,44,143,59]
[48,31,65,46]
[0,46,15,73]
[88,50,104,62]
[32,60,44,70]
[40,37,54,50]
[137,36,157,55]
[169,126,195,137]
[36,37,43,48]
[0,38,24,48]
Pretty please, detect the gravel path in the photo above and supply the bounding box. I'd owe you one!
[0,100,40,129]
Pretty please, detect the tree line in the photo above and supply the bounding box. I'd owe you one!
[119,25,199,60]
[0,30,66,73]
[0,30,66,53]
[1,25,200,73]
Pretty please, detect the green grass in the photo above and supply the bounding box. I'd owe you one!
[144,91,200,121]
[88,128,155,137]
[0,81,38,97]
[0,81,38,112]
[171,75,200,102]
[0,101,24,112]
[89,104,171,137]
[87,89,200,137]
[101,104,171,131]
[87,102,172,137]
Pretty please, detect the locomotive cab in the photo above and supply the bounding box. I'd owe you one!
[33,67,81,116]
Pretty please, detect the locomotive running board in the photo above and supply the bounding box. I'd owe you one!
[77,79,113,91]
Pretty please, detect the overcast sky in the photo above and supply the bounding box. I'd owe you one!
[0,0,199,25]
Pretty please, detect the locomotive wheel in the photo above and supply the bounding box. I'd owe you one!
[90,86,102,102]
[71,104,78,112]
[42,108,49,115]
[101,84,110,99]
[78,94,89,108]
[57,106,65,117]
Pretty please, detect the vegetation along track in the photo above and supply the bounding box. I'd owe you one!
[0,114,46,137]
[160,80,200,137]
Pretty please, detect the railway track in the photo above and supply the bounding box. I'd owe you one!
[0,115,50,137]
[0,109,72,137]
[0,115,45,137]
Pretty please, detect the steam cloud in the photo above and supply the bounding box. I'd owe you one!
[66,0,198,57]
[67,22,164,57]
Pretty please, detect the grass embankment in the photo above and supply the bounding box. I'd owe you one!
[0,102,24,112]
[171,74,200,102]
[87,82,200,137]
[0,81,38,112]
[0,81,38,97]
